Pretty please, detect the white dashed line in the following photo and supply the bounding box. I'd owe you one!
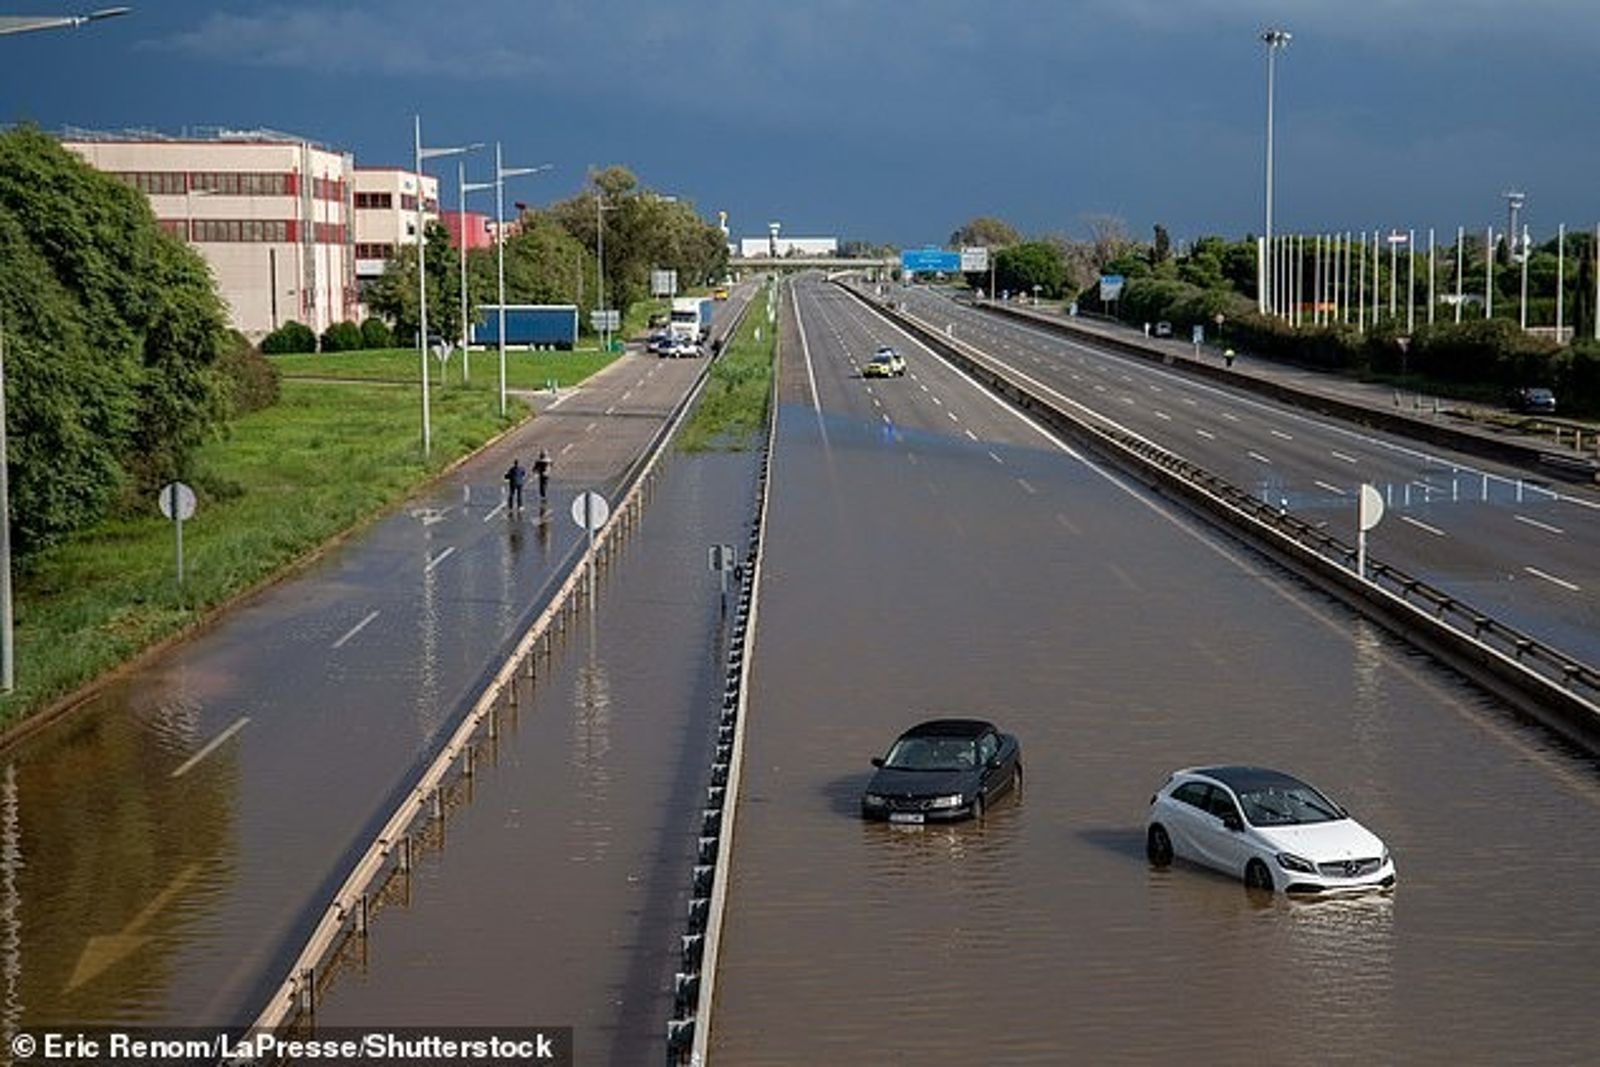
[1195,428,1216,440]
[425,546,457,572]
[1270,429,1294,441]
[585,421,597,433]
[171,716,251,779]
[964,429,978,441]
[482,502,506,522]
[1524,566,1580,591]
[1514,514,1565,535]
[604,405,616,415]
[1314,480,1347,496]
[1153,411,1172,421]
[988,450,1003,465]
[932,396,943,406]
[1016,478,1037,494]
[1399,515,1447,537]
[1221,412,1240,422]
[1330,450,1360,464]
[332,610,380,649]
[947,411,959,422]
[560,442,574,455]
[1247,451,1273,465]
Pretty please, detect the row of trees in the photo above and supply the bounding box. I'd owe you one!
[0,127,265,559]
[366,166,729,347]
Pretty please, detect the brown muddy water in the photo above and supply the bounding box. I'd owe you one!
[708,398,1600,1066]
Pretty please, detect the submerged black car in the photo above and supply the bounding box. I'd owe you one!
[860,719,1022,823]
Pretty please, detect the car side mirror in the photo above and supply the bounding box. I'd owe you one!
[1222,812,1243,832]
[871,757,884,768]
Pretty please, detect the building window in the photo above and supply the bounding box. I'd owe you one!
[190,219,292,243]
[355,191,394,210]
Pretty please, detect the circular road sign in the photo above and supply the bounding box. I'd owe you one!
[570,491,610,533]
[1358,484,1385,532]
[158,481,196,521]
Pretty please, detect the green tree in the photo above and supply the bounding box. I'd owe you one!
[320,320,364,352]
[1152,224,1172,265]
[995,241,1067,298]
[359,317,393,349]
[365,220,460,345]
[0,126,230,556]
[260,321,317,354]
[950,216,1020,249]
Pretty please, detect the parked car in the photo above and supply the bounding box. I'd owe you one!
[860,719,1022,823]
[1508,386,1557,414]
[1146,766,1395,895]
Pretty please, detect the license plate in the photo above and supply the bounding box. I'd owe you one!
[889,812,925,825]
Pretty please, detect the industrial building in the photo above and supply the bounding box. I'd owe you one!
[352,166,442,301]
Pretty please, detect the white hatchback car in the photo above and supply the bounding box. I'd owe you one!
[1146,766,1396,895]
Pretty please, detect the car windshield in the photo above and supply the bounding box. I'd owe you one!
[883,736,977,771]
[1237,783,1344,826]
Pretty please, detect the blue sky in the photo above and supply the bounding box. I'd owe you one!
[4,1,1595,247]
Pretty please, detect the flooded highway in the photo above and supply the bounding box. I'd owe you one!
[708,278,1600,1064]
[304,449,757,1065]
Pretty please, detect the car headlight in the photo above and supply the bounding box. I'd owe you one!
[927,793,966,810]
[1276,852,1317,874]
[862,794,886,808]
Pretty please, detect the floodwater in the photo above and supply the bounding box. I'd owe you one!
[709,392,1600,1064]
[301,448,759,1066]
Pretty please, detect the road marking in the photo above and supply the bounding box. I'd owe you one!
[932,395,943,406]
[1524,566,1580,591]
[1195,428,1216,440]
[1400,515,1447,537]
[1247,451,1273,465]
[872,397,881,409]
[1314,480,1347,496]
[425,546,457,572]
[1270,429,1294,441]
[171,717,251,779]
[988,450,1004,465]
[1149,384,1163,393]
[560,442,574,455]
[1055,512,1081,535]
[963,429,978,441]
[482,502,506,522]
[1016,478,1037,494]
[621,390,633,401]
[791,281,823,418]
[1514,514,1565,535]
[332,610,380,649]
[1330,450,1360,464]
[585,421,597,433]
[947,411,959,422]
[881,413,891,424]
[1221,411,1240,422]
[1153,410,1172,421]
[1181,397,1197,406]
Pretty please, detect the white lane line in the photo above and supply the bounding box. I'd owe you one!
[964,429,978,441]
[559,442,574,455]
[1016,478,1037,495]
[1314,480,1347,496]
[947,411,959,422]
[931,395,943,406]
[1330,450,1360,464]
[919,383,929,393]
[621,390,633,401]
[547,392,573,409]
[1270,429,1294,441]
[481,502,506,523]
[881,413,891,424]
[1181,397,1197,406]
[1195,428,1217,440]
[1055,512,1081,535]
[425,546,457,572]
[872,397,882,409]
[1153,411,1172,421]
[988,450,1004,465]
[1514,514,1565,535]
[332,610,380,649]
[585,421,597,433]
[1220,412,1240,422]
[171,716,251,779]
[1525,566,1581,592]
[1247,451,1273,465]
[792,281,822,418]
[1400,515,1447,537]
[604,405,616,415]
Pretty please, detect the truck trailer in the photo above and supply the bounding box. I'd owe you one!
[669,296,714,343]
[472,304,578,350]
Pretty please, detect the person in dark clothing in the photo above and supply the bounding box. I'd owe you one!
[505,458,527,510]
[533,449,552,501]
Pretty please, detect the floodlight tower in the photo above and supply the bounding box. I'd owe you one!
[1504,190,1526,261]
[768,221,781,258]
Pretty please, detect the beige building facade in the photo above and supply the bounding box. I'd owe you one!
[353,167,440,297]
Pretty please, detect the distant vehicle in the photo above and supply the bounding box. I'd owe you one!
[648,331,674,355]
[1146,766,1396,895]
[860,718,1022,823]
[1508,386,1556,414]
[669,337,701,359]
[670,296,715,344]
[863,352,897,378]
[874,345,906,375]
[713,286,729,300]
[471,304,578,350]
[1154,321,1173,338]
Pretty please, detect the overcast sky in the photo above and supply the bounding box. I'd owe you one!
[4,1,1595,247]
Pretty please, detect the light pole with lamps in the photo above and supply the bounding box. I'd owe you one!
[412,117,480,456]
[1260,27,1291,317]
[466,146,551,417]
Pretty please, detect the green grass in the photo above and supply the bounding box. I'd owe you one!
[678,293,776,452]
[0,374,570,729]
[271,347,616,390]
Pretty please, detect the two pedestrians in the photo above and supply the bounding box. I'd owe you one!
[505,449,553,512]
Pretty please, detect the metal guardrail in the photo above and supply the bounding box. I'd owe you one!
[841,282,1600,750]
[241,288,759,1042]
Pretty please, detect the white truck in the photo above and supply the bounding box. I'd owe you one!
[669,296,714,345]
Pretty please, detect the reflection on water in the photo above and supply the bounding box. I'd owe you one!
[571,627,614,864]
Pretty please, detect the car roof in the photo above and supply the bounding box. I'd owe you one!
[901,718,997,739]
[1184,765,1309,794]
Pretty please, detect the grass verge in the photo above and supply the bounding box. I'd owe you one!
[0,378,532,731]
[678,288,775,452]
[271,347,615,390]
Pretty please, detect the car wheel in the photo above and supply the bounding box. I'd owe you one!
[1009,764,1023,798]
[1244,858,1275,892]
[971,793,985,820]
[1146,824,1173,867]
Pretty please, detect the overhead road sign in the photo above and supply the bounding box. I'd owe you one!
[901,249,961,274]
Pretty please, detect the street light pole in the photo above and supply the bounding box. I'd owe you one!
[458,159,471,385]
[1260,28,1291,317]
[489,147,551,416]
[412,116,480,456]
[0,307,11,692]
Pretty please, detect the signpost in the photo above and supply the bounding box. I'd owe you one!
[650,269,677,298]
[571,490,610,603]
[1192,323,1204,357]
[589,309,620,337]
[1098,274,1125,303]
[158,481,197,586]
[959,246,990,273]
[1357,483,1385,580]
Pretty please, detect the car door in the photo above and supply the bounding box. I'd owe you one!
[1200,785,1253,876]
[975,731,1003,800]
[1163,781,1213,862]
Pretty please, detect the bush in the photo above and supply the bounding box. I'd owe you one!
[215,331,280,416]
[321,320,364,353]
[360,317,393,349]
[260,321,318,355]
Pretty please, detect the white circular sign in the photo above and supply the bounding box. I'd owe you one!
[1358,484,1385,532]
[158,482,196,521]
[570,491,610,532]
